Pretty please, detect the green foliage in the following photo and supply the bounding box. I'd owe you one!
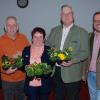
[1,55,23,70]
[25,63,52,77]
[48,47,72,62]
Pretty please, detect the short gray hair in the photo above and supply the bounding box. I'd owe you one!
[61,4,73,12]
[6,16,17,23]
[4,16,19,32]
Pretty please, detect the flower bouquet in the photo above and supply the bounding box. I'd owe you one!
[25,63,52,78]
[48,47,72,64]
[1,55,23,70]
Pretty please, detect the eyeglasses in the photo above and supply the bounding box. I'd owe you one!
[94,20,100,23]
[61,12,73,16]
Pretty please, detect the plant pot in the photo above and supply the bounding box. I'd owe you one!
[2,67,9,70]
[11,66,16,69]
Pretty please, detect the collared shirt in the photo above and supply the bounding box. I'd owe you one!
[89,34,100,72]
[0,33,29,82]
[60,24,73,50]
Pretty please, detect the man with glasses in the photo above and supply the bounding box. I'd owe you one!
[87,12,100,100]
[46,4,89,100]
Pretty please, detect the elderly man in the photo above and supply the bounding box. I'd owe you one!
[46,4,89,100]
[0,16,29,100]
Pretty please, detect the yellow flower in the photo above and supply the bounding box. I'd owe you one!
[58,53,66,60]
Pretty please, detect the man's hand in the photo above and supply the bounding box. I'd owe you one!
[97,55,100,63]
[5,67,17,74]
[61,61,73,67]
[12,51,22,58]
[16,51,22,56]
[81,75,87,82]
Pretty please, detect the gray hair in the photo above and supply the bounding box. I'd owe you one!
[61,4,73,12]
[4,16,19,32]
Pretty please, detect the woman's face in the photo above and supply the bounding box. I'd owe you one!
[32,32,44,46]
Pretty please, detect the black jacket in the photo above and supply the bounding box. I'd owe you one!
[22,45,54,94]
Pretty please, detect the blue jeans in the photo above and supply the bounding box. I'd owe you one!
[87,71,100,100]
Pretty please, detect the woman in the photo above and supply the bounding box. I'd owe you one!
[22,27,54,100]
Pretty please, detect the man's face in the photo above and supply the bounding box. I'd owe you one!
[93,14,100,33]
[5,18,18,36]
[60,7,74,27]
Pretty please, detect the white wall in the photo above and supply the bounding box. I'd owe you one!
[0,0,100,40]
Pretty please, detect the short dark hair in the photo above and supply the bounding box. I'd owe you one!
[31,27,46,39]
[93,11,100,20]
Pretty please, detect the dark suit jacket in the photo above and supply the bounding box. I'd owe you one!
[21,45,54,93]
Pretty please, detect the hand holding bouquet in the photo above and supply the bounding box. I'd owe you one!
[1,55,23,70]
[25,63,52,77]
[48,47,73,65]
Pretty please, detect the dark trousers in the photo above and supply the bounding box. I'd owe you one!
[27,86,50,100]
[2,80,25,100]
[53,67,81,100]
[25,78,52,100]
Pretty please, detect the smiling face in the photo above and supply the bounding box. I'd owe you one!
[93,13,100,33]
[60,6,74,27]
[5,17,18,38]
[32,32,44,46]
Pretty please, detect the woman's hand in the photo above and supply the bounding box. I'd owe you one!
[29,78,42,87]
